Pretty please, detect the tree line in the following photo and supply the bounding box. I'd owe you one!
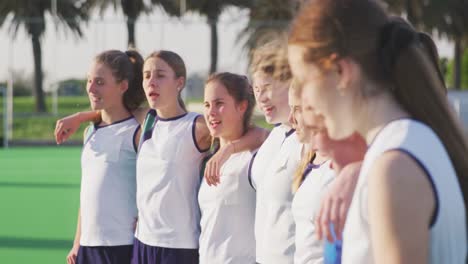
[0,0,466,112]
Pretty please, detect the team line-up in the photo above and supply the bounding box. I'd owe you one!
[54,1,468,264]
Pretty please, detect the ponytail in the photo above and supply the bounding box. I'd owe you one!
[292,148,315,193]
[123,50,145,111]
[379,20,468,227]
[178,93,187,112]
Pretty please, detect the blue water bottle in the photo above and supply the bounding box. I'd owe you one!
[324,223,342,264]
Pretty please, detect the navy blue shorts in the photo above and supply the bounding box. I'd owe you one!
[76,244,133,264]
[131,238,199,264]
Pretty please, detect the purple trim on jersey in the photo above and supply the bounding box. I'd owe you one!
[285,128,296,138]
[131,238,199,264]
[301,163,315,184]
[300,155,330,185]
[142,124,157,143]
[147,108,157,117]
[94,116,134,130]
[310,158,329,170]
[247,152,258,191]
[386,148,439,227]
[142,129,154,143]
[280,128,296,146]
[157,112,188,121]
[192,115,210,153]
[133,125,141,153]
[76,244,133,264]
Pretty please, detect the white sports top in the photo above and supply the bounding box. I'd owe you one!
[292,159,335,264]
[250,125,288,190]
[254,127,302,264]
[80,117,139,246]
[198,150,257,263]
[135,111,207,248]
[342,119,467,264]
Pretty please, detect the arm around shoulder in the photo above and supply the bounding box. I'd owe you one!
[55,110,101,144]
[231,126,269,153]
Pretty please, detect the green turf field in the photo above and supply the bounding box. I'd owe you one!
[0,147,81,263]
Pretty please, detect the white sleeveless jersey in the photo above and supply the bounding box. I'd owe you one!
[250,125,288,190]
[80,117,139,246]
[292,160,335,264]
[198,150,256,264]
[255,129,302,264]
[135,111,207,248]
[342,119,467,264]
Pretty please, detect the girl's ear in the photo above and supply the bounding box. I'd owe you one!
[176,76,185,92]
[120,80,129,94]
[238,100,248,113]
[335,57,361,95]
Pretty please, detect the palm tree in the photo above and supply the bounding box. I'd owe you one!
[425,0,468,89]
[187,0,253,74]
[88,0,148,48]
[384,0,468,89]
[384,0,424,26]
[0,0,89,112]
[239,0,299,63]
[89,0,180,49]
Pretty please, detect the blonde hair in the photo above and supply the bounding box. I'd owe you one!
[292,148,315,192]
[290,78,316,192]
[250,32,292,82]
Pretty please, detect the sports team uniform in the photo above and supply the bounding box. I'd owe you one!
[251,125,302,264]
[77,117,139,264]
[342,119,467,264]
[133,110,208,264]
[292,159,335,264]
[249,125,287,190]
[198,150,257,263]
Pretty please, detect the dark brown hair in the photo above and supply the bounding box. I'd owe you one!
[290,0,468,225]
[145,50,187,111]
[206,72,256,134]
[95,49,145,111]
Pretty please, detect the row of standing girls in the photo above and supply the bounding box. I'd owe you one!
[57,50,266,264]
[56,0,468,262]
[57,44,359,264]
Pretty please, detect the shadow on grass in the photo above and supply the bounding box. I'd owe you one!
[0,236,72,249]
[0,182,79,189]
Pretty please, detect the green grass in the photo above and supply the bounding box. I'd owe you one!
[0,96,90,114]
[0,96,90,141]
[10,115,88,141]
[0,96,273,140]
[0,147,81,263]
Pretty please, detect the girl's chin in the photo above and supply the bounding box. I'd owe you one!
[90,104,103,111]
[209,128,222,138]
